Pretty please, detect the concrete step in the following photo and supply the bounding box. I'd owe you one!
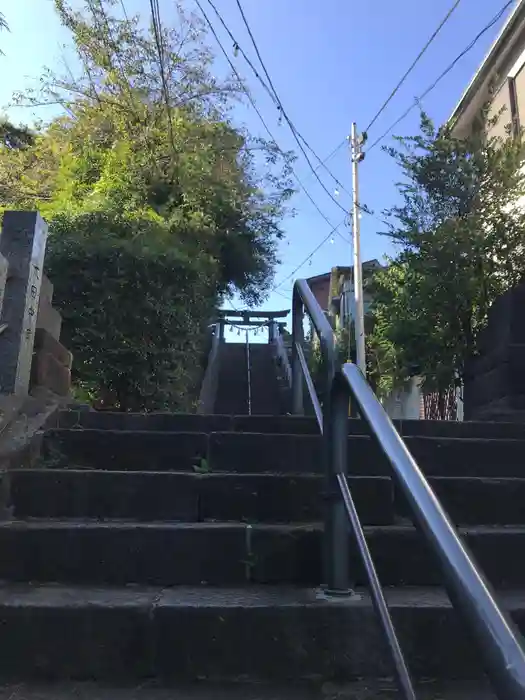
[248,345,283,415]
[0,680,497,699]
[41,430,525,476]
[42,430,209,471]
[55,411,235,433]
[396,476,525,525]
[214,344,248,415]
[7,470,393,525]
[0,583,519,683]
[208,432,525,477]
[10,470,525,526]
[0,521,524,587]
[246,524,525,587]
[52,410,525,440]
[231,415,525,440]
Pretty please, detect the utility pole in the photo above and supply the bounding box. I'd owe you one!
[350,122,367,376]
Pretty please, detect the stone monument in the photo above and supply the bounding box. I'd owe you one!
[0,211,48,395]
[463,282,525,421]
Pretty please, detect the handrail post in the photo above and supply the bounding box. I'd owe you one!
[323,371,351,594]
[342,362,525,699]
[268,320,276,344]
[246,329,252,416]
[292,292,304,415]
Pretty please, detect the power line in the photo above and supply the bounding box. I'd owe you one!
[195,0,350,242]
[149,0,176,149]
[365,0,463,133]
[357,203,391,229]
[119,0,129,20]
[90,0,140,117]
[311,139,347,176]
[233,0,350,203]
[234,0,351,201]
[295,137,350,193]
[273,220,346,291]
[206,0,348,212]
[273,288,292,301]
[196,0,350,294]
[366,0,514,153]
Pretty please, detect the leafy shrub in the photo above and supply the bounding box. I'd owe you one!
[46,211,217,411]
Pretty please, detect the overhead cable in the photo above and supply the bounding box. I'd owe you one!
[206,0,349,211]
[366,0,514,153]
[365,0,463,133]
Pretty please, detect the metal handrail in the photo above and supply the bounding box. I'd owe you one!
[292,279,415,697]
[292,277,525,700]
[246,330,252,416]
[292,279,335,426]
[342,363,525,699]
[269,320,292,388]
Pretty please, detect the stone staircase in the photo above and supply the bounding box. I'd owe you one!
[214,343,286,415]
[214,343,249,415]
[0,409,524,697]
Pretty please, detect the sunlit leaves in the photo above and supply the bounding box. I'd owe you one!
[370,111,525,395]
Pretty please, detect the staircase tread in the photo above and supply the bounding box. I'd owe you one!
[16,468,525,484]
[0,520,265,530]
[0,680,497,699]
[3,519,525,534]
[54,409,525,428]
[46,427,525,442]
[0,583,523,609]
[12,468,384,479]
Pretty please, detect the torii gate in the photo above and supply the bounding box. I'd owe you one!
[216,309,289,343]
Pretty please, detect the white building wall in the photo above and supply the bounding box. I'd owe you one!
[382,377,423,420]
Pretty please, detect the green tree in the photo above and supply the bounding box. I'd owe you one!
[5,0,294,303]
[0,119,34,149]
[47,210,217,412]
[0,0,294,409]
[370,112,525,403]
[0,12,8,55]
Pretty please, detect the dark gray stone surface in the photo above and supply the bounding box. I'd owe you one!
[1,521,525,588]
[9,470,200,521]
[53,410,525,439]
[463,283,525,420]
[0,583,518,683]
[0,585,154,680]
[8,469,392,525]
[248,345,286,416]
[396,476,525,525]
[31,351,71,396]
[0,211,48,394]
[42,430,208,471]
[198,473,393,525]
[17,468,525,526]
[0,253,7,318]
[209,432,525,477]
[0,521,247,585]
[13,407,525,689]
[249,524,525,587]
[214,344,249,415]
[56,411,233,433]
[33,328,72,368]
[0,680,498,699]
[208,432,335,474]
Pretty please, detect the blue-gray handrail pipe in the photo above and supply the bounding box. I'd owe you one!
[292,277,525,700]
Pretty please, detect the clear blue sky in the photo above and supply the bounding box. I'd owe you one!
[0,0,512,322]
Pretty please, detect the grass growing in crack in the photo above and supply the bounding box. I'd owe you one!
[40,439,66,469]
[193,457,211,474]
